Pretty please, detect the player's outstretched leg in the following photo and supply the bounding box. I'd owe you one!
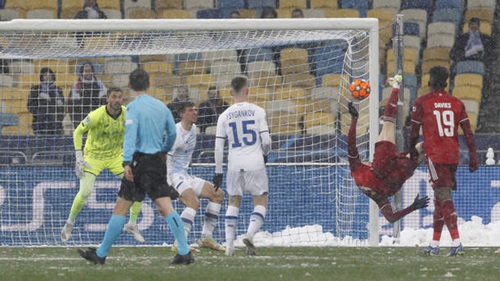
[123,201,145,242]
[171,251,194,265]
[61,221,74,242]
[77,247,106,265]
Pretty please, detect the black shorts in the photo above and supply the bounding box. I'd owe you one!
[118,152,177,202]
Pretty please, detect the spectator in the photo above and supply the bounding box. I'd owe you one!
[291,8,304,18]
[450,17,495,75]
[68,62,107,129]
[261,6,277,18]
[229,10,240,19]
[75,0,107,19]
[27,67,65,135]
[167,86,190,123]
[198,86,229,133]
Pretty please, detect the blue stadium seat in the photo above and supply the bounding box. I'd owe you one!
[196,9,222,19]
[456,60,486,76]
[312,42,347,83]
[340,0,369,17]
[243,48,275,63]
[217,0,245,9]
[402,0,432,15]
[435,0,464,12]
[248,0,277,9]
[393,22,420,37]
[404,74,418,101]
[431,8,462,34]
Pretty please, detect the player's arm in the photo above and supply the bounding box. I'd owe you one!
[409,99,422,161]
[213,115,226,190]
[458,104,479,172]
[73,112,93,178]
[372,193,429,223]
[162,108,177,153]
[259,110,271,162]
[347,102,361,170]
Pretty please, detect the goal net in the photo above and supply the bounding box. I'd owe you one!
[0,19,381,247]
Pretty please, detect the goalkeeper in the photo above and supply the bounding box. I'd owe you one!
[347,75,429,223]
[61,87,144,243]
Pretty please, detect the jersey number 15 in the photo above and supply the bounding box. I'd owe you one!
[229,120,257,147]
[433,110,455,137]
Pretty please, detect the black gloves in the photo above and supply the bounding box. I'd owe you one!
[213,173,223,191]
[263,154,268,164]
[411,194,430,210]
[348,102,359,118]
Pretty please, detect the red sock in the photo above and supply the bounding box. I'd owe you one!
[383,88,399,122]
[441,199,460,240]
[432,199,444,241]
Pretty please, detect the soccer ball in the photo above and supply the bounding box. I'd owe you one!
[349,79,371,100]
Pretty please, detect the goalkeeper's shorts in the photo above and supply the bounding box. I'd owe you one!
[84,155,124,177]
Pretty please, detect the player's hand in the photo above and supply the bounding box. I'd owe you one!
[469,154,479,172]
[213,173,223,191]
[74,150,90,179]
[124,165,134,182]
[263,154,268,164]
[347,102,359,118]
[385,74,403,89]
[411,194,429,210]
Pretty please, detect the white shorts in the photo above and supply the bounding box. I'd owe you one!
[226,168,268,196]
[168,172,206,197]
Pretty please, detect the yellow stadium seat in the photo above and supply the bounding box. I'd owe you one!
[126,8,156,19]
[142,61,174,74]
[250,74,283,88]
[26,9,57,19]
[62,0,83,9]
[454,74,483,89]
[421,60,450,75]
[249,87,272,102]
[387,48,418,65]
[237,9,257,18]
[304,112,335,129]
[17,74,40,89]
[324,9,360,18]
[452,86,482,103]
[340,111,369,135]
[270,125,302,135]
[321,74,344,87]
[387,60,416,75]
[282,73,315,88]
[367,8,396,22]
[100,0,122,10]
[219,87,233,104]
[185,74,216,88]
[465,9,494,25]
[150,74,182,89]
[155,0,183,10]
[306,125,336,135]
[276,8,293,18]
[5,0,30,10]
[61,7,82,19]
[55,74,78,88]
[423,47,451,63]
[279,0,307,9]
[274,87,306,101]
[310,0,338,9]
[157,9,191,19]
[178,61,207,76]
[280,47,309,75]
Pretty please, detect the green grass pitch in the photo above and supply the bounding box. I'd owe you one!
[1,247,499,281]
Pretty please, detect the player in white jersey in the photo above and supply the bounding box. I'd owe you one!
[214,77,271,256]
[168,101,225,252]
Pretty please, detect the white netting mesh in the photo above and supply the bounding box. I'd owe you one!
[0,19,377,246]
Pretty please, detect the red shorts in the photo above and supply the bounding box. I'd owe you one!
[427,158,458,190]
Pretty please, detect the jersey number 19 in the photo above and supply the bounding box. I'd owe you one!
[433,110,455,137]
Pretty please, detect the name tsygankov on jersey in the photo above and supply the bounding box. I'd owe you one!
[434,102,451,109]
[227,109,255,120]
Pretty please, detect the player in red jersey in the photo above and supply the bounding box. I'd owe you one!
[348,75,429,223]
[409,66,478,256]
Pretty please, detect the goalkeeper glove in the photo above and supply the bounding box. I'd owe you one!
[411,194,429,210]
[385,74,403,89]
[75,150,91,179]
[347,102,359,118]
[213,173,223,191]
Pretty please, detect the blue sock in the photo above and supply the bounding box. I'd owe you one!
[166,212,189,255]
[96,215,126,258]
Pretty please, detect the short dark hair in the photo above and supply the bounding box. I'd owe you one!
[39,67,55,82]
[129,68,149,91]
[231,76,247,93]
[107,87,123,96]
[177,101,196,114]
[469,17,480,25]
[292,8,303,16]
[429,66,449,89]
[208,86,218,92]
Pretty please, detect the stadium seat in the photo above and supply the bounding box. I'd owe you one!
[234,9,257,18]
[217,0,245,9]
[104,60,137,74]
[26,9,57,19]
[249,73,282,88]
[462,99,480,115]
[185,0,214,10]
[16,74,40,89]
[55,74,79,88]
[304,112,335,130]
[126,8,157,19]
[244,48,275,64]
[435,0,464,12]
[99,0,122,10]
[247,61,276,76]
[387,48,418,65]
[423,47,451,64]
[427,33,455,49]
[454,73,483,89]
[431,8,462,34]
[5,0,32,10]
[210,61,242,76]
[197,9,222,19]
[310,0,338,9]
[367,8,397,25]
[324,9,360,18]
[372,0,401,12]
[158,9,191,19]
[204,50,238,62]
[465,8,494,26]
[427,22,456,42]
[61,7,82,19]
[8,61,35,74]
[123,0,152,11]
[452,86,482,103]
[283,73,315,88]
[267,100,297,114]
[455,61,486,76]
[62,0,83,9]
[0,8,25,20]
[401,0,432,15]
[399,9,427,39]
[267,111,303,134]
[321,74,344,87]
[142,61,174,75]
[306,125,336,135]
[101,8,123,19]
[303,9,326,18]
[185,74,217,89]
[248,0,277,9]
[308,86,338,113]
[0,75,14,88]
[280,47,309,75]
[156,0,184,10]
[279,0,307,9]
[467,0,495,11]
[276,8,293,18]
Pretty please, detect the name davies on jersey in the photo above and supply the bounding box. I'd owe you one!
[227,109,255,120]
[434,102,451,108]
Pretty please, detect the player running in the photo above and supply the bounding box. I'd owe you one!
[214,76,271,256]
[348,75,429,223]
[409,66,478,256]
[61,87,144,243]
[168,101,225,252]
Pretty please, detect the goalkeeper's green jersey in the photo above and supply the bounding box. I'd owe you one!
[74,105,126,160]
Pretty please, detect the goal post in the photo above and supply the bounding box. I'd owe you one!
[0,18,381,246]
